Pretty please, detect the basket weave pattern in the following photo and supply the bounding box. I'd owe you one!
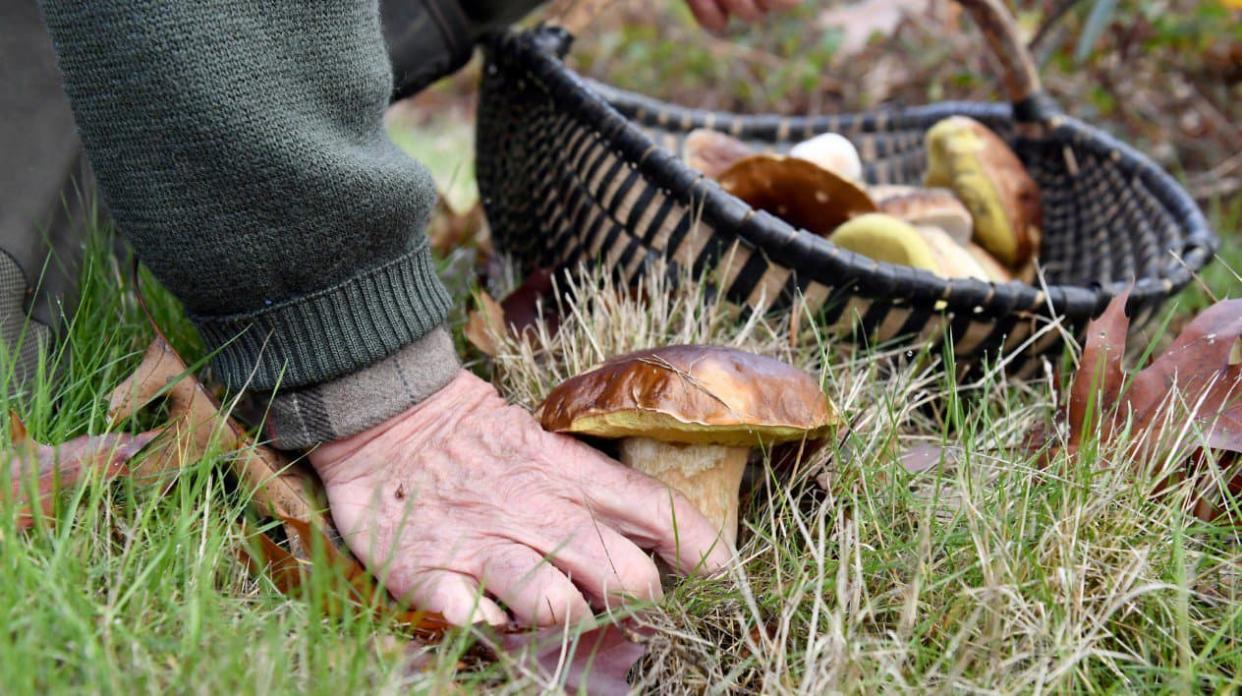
[476,24,1217,375]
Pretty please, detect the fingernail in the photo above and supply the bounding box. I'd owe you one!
[701,542,734,574]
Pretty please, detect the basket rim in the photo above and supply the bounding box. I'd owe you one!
[481,26,1220,322]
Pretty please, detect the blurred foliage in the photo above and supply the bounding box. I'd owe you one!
[547,0,1240,186]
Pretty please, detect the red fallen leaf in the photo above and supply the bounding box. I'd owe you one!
[464,269,560,357]
[1118,299,1242,457]
[489,620,650,696]
[1063,296,1242,519]
[6,412,160,530]
[1069,289,1131,450]
[499,267,558,337]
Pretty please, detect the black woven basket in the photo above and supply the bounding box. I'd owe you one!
[475,0,1218,375]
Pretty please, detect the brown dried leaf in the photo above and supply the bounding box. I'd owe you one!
[1121,299,1242,457]
[717,155,877,236]
[238,518,451,638]
[464,269,560,358]
[108,337,453,635]
[106,336,311,521]
[492,620,650,696]
[6,412,159,530]
[464,291,507,358]
[1069,290,1131,449]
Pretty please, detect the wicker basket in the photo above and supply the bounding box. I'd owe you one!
[475,0,1218,375]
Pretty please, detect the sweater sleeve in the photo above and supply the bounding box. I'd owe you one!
[39,0,454,395]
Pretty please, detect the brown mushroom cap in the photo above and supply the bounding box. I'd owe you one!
[683,129,756,179]
[538,345,837,446]
[716,155,877,237]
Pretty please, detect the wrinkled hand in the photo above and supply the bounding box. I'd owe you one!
[684,0,802,32]
[310,370,732,627]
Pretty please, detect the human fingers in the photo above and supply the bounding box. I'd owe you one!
[478,543,592,626]
[758,0,801,11]
[684,0,728,32]
[575,463,733,576]
[524,516,663,607]
[397,568,509,626]
[720,0,765,23]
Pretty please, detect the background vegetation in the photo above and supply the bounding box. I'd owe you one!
[3,0,1239,692]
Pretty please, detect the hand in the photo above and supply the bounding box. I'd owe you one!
[309,370,732,627]
[684,0,802,32]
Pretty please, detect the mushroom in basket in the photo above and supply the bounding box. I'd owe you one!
[924,115,1043,269]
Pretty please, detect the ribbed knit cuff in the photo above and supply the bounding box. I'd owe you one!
[263,325,460,449]
[193,240,453,392]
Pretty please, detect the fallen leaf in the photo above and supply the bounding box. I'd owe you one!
[501,268,559,335]
[900,441,955,473]
[1061,296,1242,519]
[105,335,446,630]
[464,269,560,357]
[1069,289,1131,449]
[491,620,650,696]
[428,198,485,255]
[107,336,313,523]
[464,291,507,358]
[1119,299,1242,458]
[5,412,159,530]
[238,517,451,638]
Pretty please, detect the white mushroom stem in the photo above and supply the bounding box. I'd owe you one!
[618,438,749,548]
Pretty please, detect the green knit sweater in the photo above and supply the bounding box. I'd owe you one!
[40,0,452,393]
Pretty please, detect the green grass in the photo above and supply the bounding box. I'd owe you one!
[2,200,1238,692]
[3,2,1240,688]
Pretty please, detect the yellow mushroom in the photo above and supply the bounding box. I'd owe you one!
[869,185,974,245]
[924,116,1042,268]
[830,213,991,282]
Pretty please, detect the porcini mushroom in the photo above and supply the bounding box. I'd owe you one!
[829,213,989,281]
[537,345,837,548]
[789,132,864,182]
[923,116,1043,268]
[869,185,974,244]
[717,154,877,236]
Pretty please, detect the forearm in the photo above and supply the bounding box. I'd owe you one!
[39,0,452,395]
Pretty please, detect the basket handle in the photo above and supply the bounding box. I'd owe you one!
[954,0,1059,126]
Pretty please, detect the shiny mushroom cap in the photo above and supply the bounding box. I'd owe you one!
[538,345,837,447]
[717,155,877,237]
